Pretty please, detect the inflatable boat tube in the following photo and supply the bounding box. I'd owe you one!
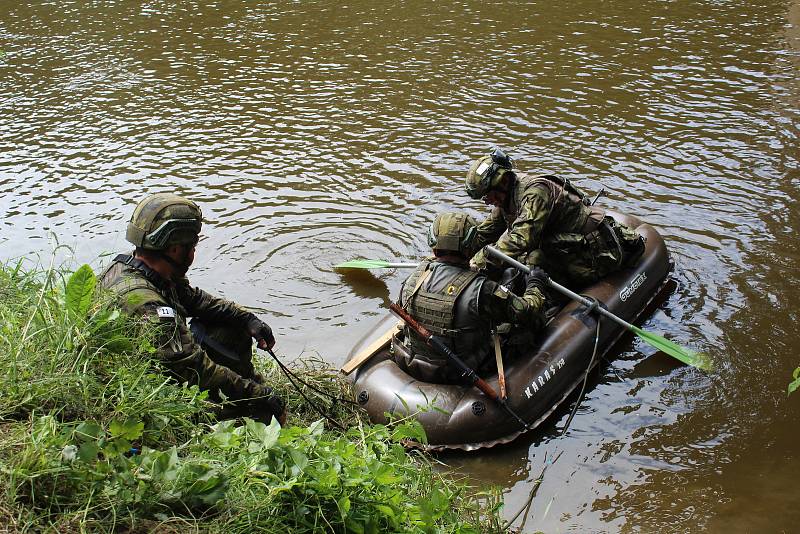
[343,212,674,451]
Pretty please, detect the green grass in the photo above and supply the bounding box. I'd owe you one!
[0,262,504,533]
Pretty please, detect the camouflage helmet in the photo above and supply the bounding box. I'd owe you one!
[126,193,202,250]
[464,147,514,200]
[427,212,478,255]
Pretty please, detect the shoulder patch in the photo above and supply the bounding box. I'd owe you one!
[493,285,510,300]
[156,306,176,318]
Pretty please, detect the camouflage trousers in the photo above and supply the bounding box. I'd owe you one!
[527,217,645,289]
[189,320,275,424]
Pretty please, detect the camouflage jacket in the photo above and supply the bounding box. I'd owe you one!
[470,174,600,263]
[99,254,264,402]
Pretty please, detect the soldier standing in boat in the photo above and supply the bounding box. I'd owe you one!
[99,193,286,425]
[392,212,549,384]
[465,148,645,288]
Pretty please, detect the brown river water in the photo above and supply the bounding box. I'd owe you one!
[1,1,798,531]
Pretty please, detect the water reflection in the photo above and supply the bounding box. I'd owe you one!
[336,269,392,309]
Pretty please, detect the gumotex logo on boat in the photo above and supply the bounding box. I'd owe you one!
[619,271,647,302]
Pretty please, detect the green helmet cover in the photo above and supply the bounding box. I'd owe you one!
[464,149,514,200]
[427,212,478,255]
[126,193,203,250]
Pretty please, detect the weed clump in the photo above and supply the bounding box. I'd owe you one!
[0,262,502,533]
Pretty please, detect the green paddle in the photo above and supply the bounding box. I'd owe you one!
[485,246,712,371]
[334,259,417,270]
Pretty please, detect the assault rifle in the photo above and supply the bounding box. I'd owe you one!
[388,302,531,432]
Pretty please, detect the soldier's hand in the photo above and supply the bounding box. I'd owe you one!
[267,395,286,426]
[469,248,488,272]
[525,266,550,292]
[246,315,275,350]
[253,383,286,426]
[277,407,288,427]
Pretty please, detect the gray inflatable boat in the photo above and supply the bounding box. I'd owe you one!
[343,212,674,451]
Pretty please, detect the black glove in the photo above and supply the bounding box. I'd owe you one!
[252,383,286,426]
[478,260,505,281]
[525,266,550,293]
[263,395,286,424]
[246,315,275,350]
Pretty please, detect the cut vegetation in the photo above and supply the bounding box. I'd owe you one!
[0,261,502,533]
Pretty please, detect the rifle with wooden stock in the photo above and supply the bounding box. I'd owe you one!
[388,302,531,431]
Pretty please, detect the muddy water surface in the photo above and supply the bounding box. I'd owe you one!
[1,1,799,531]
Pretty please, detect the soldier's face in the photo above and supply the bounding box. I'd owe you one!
[483,189,506,208]
[184,244,196,267]
[166,243,196,278]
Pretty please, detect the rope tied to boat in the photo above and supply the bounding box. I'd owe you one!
[561,311,602,436]
[264,347,358,431]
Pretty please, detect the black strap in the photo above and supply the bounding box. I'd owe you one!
[158,250,186,272]
[114,254,169,291]
[536,174,591,206]
[189,320,246,371]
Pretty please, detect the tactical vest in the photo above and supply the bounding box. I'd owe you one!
[398,260,490,381]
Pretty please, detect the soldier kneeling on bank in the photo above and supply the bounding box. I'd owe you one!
[392,212,549,384]
[100,193,286,425]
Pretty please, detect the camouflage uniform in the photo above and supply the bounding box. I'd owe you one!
[103,193,283,422]
[99,255,278,417]
[393,258,547,384]
[471,174,645,287]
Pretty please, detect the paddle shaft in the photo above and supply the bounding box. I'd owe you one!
[485,246,636,331]
[389,303,531,431]
[486,246,712,371]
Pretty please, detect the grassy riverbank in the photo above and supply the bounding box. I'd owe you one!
[0,262,503,533]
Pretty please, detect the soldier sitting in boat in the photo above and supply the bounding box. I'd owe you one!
[465,147,645,288]
[99,193,286,425]
[392,212,549,384]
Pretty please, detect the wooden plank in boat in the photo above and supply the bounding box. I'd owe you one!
[340,320,402,375]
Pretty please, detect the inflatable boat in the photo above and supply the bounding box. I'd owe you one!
[342,212,674,451]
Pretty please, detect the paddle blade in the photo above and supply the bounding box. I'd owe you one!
[334,259,416,270]
[631,325,713,371]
